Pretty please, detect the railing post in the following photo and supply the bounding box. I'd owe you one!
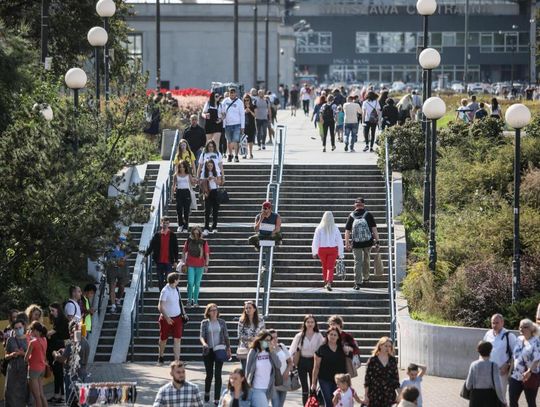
[384,136,396,343]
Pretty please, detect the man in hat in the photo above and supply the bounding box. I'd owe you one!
[344,197,379,290]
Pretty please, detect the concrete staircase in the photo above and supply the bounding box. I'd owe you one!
[96,163,391,363]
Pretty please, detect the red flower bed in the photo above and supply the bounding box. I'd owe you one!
[146,88,211,97]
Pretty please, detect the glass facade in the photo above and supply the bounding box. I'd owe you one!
[126,33,143,63]
[296,32,333,54]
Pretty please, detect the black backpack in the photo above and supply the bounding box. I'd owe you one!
[321,103,334,122]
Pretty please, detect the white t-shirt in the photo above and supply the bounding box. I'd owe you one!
[401,377,423,407]
[343,102,362,124]
[362,100,381,122]
[159,285,181,317]
[483,328,517,368]
[300,87,311,101]
[252,351,272,389]
[64,299,81,321]
[199,152,223,176]
[333,387,354,407]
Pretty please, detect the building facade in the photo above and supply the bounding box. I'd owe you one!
[125,1,290,91]
[288,0,536,84]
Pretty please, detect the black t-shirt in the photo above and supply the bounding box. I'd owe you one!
[316,344,347,381]
[475,109,488,120]
[345,209,377,248]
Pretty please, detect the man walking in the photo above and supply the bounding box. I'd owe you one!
[483,313,517,392]
[343,96,362,152]
[345,197,379,290]
[254,89,272,150]
[300,83,312,116]
[144,217,179,291]
[153,361,203,406]
[289,84,299,116]
[183,115,206,168]
[64,286,82,322]
[219,87,244,163]
[157,273,188,365]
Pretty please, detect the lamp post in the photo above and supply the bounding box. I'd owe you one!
[234,0,239,82]
[422,96,446,272]
[265,0,270,89]
[505,104,531,303]
[253,1,258,88]
[416,0,437,231]
[87,27,108,111]
[65,68,87,152]
[40,0,50,65]
[96,0,116,104]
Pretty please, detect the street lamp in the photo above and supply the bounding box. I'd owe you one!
[423,96,446,272]
[505,103,531,302]
[417,0,437,231]
[96,0,116,104]
[253,1,258,88]
[87,26,108,111]
[65,68,87,152]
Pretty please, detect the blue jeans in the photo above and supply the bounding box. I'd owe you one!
[187,266,204,303]
[251,388,270,407]
[225,124,241,144]
[271,389,287,407]
[156,263,172,291]
[256,119,268,146]
[344,123,358,149]
[319,378,337,407]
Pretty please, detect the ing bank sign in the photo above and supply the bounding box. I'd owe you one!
[319,2,495,15]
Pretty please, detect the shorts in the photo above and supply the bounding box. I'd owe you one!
[107,263,129,286]
[336,124,344,130]
[28,370,45,379]
[158,315,184,340]
[225,124,241,143]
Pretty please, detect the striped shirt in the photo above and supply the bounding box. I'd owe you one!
[153,381,203,407]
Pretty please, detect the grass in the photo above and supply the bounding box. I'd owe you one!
[410,311,461,327]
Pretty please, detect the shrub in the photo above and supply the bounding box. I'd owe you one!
[522,167,540,209]
[503,292,540,330]
[470,117,505,145]
[382,121,424,171]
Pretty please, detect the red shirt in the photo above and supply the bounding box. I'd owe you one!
[28,336,47,372]
[159,231,170,264]
[183,240,210,268]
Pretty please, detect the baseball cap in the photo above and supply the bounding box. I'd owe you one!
[262,201,272,209]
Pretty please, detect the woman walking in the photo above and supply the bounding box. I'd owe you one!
[203,91,223,146]
[174,140,197,175]
[312,211,344,291]
[490,97,502,119]
[465,340,506,407]
[26,304,44,325]
[364,336,400,407]
[47,303,69,404]
[200,303,232,405]
[4,318,28,407]
[184,227,210,307]
[173,160,197,233]
[244,94,256,159]
[270,329,294,407]
[312,95,326,141]
[246,330,282,407]
[311,327,347,406]
[200,159,222,236]
[319,95,337,152]
[198,140,225,179]
[362,91,381,152]
[237,300,265,371]
[25,321,49,407]
[290,315,324,405]
[509,319,540,407]
[218,368,253,407]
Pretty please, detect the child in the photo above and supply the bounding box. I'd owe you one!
[399,363,427,407]
[336,105,345,143]
[332,373,365,407]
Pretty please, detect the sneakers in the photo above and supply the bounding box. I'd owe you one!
[326,283,333,291]
[363,145,369,152]
[234,156,239,163]
[203,229,210,237]
[158,356,164,365]
[212,228,218,234]
[227,154,233,162]
[262,145,266,150]
[350,148,356,152]
[332,145,336,151]
[115,298,121,306]
[353,284,360,290]
[204,393,210,403]
[258,145,262,150]
[345,144,348,152]
[110,304,117,313]
[322,147,326,152]
[370,148,374,152]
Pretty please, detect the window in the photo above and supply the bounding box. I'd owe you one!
[296,32,332,54]
[126,33,143,65]
[479,31,528,52]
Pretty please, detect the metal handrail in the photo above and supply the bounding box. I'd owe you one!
[129,129,180,361]
[384,136,397,343]
[255,125,287,317]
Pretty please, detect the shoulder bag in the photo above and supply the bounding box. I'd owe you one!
[216,188,230,204]
[176,287,189,325]
[209,322,228,363]
[490,362,506,406]
[460,381,471,400]
[335,259,346,281]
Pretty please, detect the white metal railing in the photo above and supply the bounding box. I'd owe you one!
[255,125,287,317]
[384,136,397,343]
[130,129,180,361]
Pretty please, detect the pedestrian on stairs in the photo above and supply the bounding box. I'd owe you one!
[345,197,379,290]
[183,227,210,307]
[312,211,344,291]
[200,159,222,236]
[156,272,186,365]
[327,315,361,360]
[237,301,265,371]
[173,160,197,233]
[248,201,283,272]
[144,217,179,291]
[362,92,381,152]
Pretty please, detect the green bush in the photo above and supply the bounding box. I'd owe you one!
[381,121,424,171]
[503,292,540,330]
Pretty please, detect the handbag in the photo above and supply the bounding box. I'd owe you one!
[236,345,249,359]
[490,362,506,406]
[523,371,540,390]
[189,188,198,211]
[176,287,189,325]
[345,357,358,378]
[272,354,284,387]
[352,354,362,370]
[276,368,301,392]
[305,390,320,407]
[460,381,471,400]
[216,188,230,204]
[335,259,346,281]
[213,344,228,363]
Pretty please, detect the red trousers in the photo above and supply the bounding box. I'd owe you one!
[318,246,338,283]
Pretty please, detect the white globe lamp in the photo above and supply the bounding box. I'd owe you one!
[87,26,108,47]
[423,97,446,120]
[419,48,441,70]
[416,0,437,15]
[65,68,87,90]
[96,0,116,18]
[505,104,531,129]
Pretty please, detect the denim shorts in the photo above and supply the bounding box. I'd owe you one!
[225,124,241,143]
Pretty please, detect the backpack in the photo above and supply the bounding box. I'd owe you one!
[321,103,334,122]
[187,238,204,258]
[503,331,513,361]
[351,211,372,243]
[273,97,280,106]
[367,102,379,124]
